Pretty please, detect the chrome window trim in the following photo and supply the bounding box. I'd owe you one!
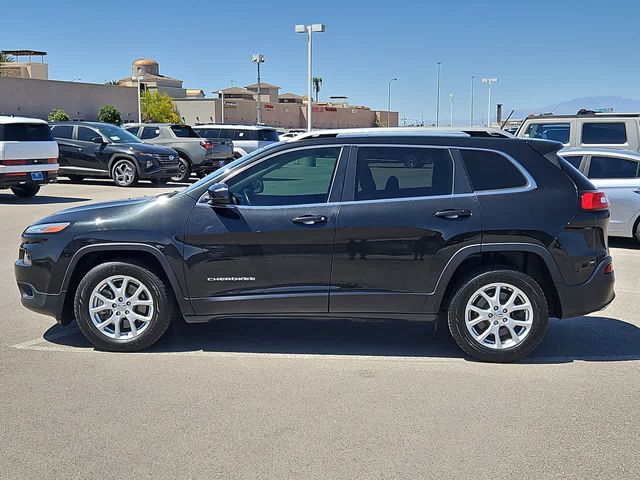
[457,146,537,195]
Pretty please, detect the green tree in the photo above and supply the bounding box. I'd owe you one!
[104,80,120,85]
[140,91,180,123]
[312,76,322,102]
[98,104,122,125]
[48,109,70,122]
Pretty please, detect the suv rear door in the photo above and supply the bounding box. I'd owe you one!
[329,144,482,315]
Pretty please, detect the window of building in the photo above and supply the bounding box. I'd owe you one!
[77,127,99,142]
[460,150,528,191]
[141,127,160,140]
[581,123,627,144]
[588,155,639,179]
[525,123,570,144]
[227,147,341,206]
[50,125,74,140]
[354,147,453,201]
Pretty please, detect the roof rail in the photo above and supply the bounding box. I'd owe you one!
[290,127,472,142]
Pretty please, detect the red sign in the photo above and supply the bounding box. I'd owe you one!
[264,104,274,110]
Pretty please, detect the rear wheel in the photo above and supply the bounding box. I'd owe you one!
[74,262,173,351]
[66,175,85,183]
[447,269,549,363]
[111,159,138,187]
[634,216,640,243]
[11,184,40,198]
[171,157,191,182]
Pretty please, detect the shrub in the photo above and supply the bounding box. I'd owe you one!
[98,104,122,125]
[48,109,70,122]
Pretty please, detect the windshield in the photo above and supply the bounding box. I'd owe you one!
[181,142,284,196]
[97,124,142,144]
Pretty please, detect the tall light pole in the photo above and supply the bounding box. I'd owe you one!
[217,90,225,123]
[387,78,397,127]
[470,76,475,126]
[132,75,143,123]
[252,54,265,124]
[435,62,442,126]
[295,23,325,132]
[449,93,454,126]
[481,77,498,127]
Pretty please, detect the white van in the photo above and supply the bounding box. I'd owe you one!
[0,116,59,198]
[192,124,280,158]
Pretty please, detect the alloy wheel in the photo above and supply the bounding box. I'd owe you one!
[465,282,534,350]
[88,275,154,340]
[113,161,135,186]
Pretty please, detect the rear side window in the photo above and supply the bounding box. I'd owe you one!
[461,150,528,191]
[170,125,199,138]
[582,123,627,144]
[355,147,453,200]
[141,127,160,139]
[588,155,639,179]
[0,123,53,141]
[51,125,73,139]
[233,129,254,141]
[194,128,222,138]
[562,155,583,169]
[525,123,570,144]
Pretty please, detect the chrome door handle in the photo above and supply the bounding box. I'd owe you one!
[433,209,472,219]
[292,215,327,225]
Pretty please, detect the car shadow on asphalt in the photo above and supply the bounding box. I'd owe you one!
[0,194,90,204]
[609,237,639,251]
[42,315,640,364]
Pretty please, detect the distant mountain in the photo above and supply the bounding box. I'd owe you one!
[512,96,640,119]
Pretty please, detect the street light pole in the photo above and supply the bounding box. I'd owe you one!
[435,62,442,126]
[295,24,325,132]
[252,54,265,124]
[132,75,143,123]
[470,76,474,126]
[449,93,454,126]
[218,90,225,123]
[387,78,397,127]
[481,77,498,127]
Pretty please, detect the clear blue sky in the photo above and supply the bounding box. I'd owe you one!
[2,0,639,122]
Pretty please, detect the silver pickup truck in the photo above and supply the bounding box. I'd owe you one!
[124,123,234,181]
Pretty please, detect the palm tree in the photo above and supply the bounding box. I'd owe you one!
[312,76,322,102]
[0,51,14,76]
[104,80,120,86]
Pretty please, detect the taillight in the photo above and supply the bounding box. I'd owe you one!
[603,263,614,274]
[48,158,58,164]
[200,140,217,149]
[581,191,609,211]
[3,159,27,166]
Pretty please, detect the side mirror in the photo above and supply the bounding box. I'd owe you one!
[92,136,105,144]
[207,183,232,207]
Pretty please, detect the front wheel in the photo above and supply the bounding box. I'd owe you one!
[11,184,40,198]
[170,157,191,183]
[447,269,549,363]
[74,262,174,351]
[111,159,139,187]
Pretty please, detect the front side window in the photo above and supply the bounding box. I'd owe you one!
[582,123,627,144]
[77,126,99,142]
[524,123,570,144]
[96,124,141,144]
[141,127,160,139]
[51,125,74,140]
[588,155,639,179]
[461,150,528,191]
[227,147,341,206]
[354,147,453,201]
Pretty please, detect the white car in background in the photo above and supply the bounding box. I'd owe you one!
[192,124,280,158]
[0,116,59,198]
[561,148,640,242]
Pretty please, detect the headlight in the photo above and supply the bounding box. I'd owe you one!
[146,160,154,169]
[139,152,157,158]
[24,222,71,234]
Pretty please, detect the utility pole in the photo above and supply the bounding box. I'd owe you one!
[252,54,265,124]
[470,76,475,126]
[481,77,498,127]
[295,24,326,132]
[436,62,442,127]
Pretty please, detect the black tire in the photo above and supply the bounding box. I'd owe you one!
[447,269,549,363]
[634,216,640,244]
[67,175,85,183]
[171,157,191,182]
[74,261,174,352]
[111,159,139,187]
[11,184,40,198]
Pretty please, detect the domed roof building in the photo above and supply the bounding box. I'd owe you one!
[118,58,185,98]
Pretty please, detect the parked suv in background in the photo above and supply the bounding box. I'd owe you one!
[0,116,59,198]
[192,124,280,158]
[51,122,179,187]
[560,148,640,242]
[15,130,615,362]
[124,124,234,182]
[517,112,640,151]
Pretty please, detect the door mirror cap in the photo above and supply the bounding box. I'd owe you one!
[92,136,105,144]
[207,183,232,207]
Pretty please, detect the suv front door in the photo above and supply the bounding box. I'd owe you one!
[183,145,347,316]
[73,126,109,173]
[329,145,482,315]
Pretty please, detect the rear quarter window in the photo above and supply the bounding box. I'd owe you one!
[170,125,199,138]
[581,123,627,145]
[0,123,54,142]
[460,149,528,191]
[588,155,639,179]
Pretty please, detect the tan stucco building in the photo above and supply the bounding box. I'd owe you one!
[118,58,186,98]
[0,50,49,80]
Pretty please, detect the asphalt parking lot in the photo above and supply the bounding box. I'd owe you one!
[1,180,639,479]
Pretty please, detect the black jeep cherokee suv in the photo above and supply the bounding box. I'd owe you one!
[50,122,180,187]
[14,132,615,362]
